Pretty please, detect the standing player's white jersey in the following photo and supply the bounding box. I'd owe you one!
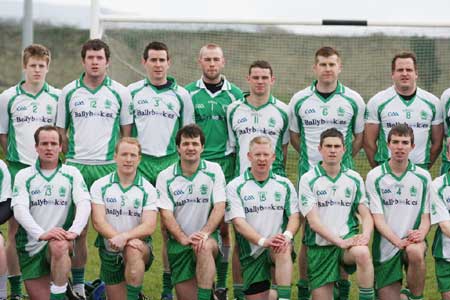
[298,164,366,246]
[227,95,290,175]
[128,77,194,157]
[430,173,450,261]
[0,82,59,165]
[289,81,365,175]
[56,75,133,163]
[156,160,226,236]
[11,162,91,256]
[365,86,443,166]
[366,161,431,263]
[0,160,11,203]
[440,88,450,165]
[225,170,298,258]
[91,171,158,252]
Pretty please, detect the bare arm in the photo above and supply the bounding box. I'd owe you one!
[290,131,300,153]
[352,132,363,157]
[121,124,132,137]
[363,123,380,168]
[200,202,225,236]
[232,217,268,246]
[358,204,373,239]
[438,220,450,238]
[57,127,68,154]
[91,203,119,239]
[0,134,7,154]
[429,124,444,167]
[285,212,300,237]
[407,213,430,243]
[373,213,408,249]
[122,210,157,240]
[160,208,190,246]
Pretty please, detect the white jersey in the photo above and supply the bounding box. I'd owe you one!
[299,164,367,247]
[365,86,443,166]
[225,169,299,258]
[156,160,226,236]
[0,160,11,203]
[227,95,290,175]
[128,77,194,157]
[0,82,59,165]
[440,88,450,164]
[430,173,450,261]
[11,161,91,256]
[289,81,365,175]
[91,171,158,252]
[366,161,431,263]
[56,75,133,163]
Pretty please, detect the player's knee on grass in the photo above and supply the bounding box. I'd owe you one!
[351,245,372,266]
[197,238,219,257]
[124,240,147,259]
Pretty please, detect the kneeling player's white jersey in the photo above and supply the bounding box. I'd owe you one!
[0,160,11,203]
[156,160,226,236]
[225,169,298,258]
[366,161,431,263]
[11,162,91,256]
[365,86,442,165]
[227,95,290,175]
[91,171,158,252]
[128,77,194,157]
[0,82,59,165]
[289,81,365,175]
[57,75,133,163]
[430,173,450,261]
[299,164,366,247]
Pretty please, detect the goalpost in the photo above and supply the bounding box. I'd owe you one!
[89,0,450,180]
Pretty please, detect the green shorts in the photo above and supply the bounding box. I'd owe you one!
[138,152,178,185]
[207,154,236,183]
[167,233,220,285]
[7,160,30,185]
[374,251,405,289]
[241,250,273,291]
[441,161,450,176]
[307,245,356,290]
[435,258,450,292]
[67,162,116,189]
[18,244,50,281]
[99,244,154,285]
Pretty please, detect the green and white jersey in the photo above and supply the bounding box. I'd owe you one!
[186,77,243,160]
[128,76,194,157]
[225,169,298,258]
[366,161,431,263]
[289,81,365,176]
[227,95,290,175]
[440,88,450,164]
[0,81,59,165]
[0,160,11,203]
[11,161,91,256]
[56,74,133,163]
[91,171,158,252]
[365,86,443,165]
[156,159,226,237]
[299,164,366,247]
[430,173,450,261]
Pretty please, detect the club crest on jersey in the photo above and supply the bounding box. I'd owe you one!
[420,110,428,120]
[301,195,308,206]
[166,102,175,110]
[431,202,437,215]
[133,198,141,209]
[105,99,112,109]
[274,191,282,202]
[200,184,209,195]
[59,186,67,197]
[128,103,134,115]
[46,104,53,115]
[337,107,345,117]
[268,117,276,128]
[410,186,417,197]
[345,187,351,198]
[258,191,267,201]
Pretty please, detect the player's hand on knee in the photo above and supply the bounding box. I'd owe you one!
[189,231,208,254]
[109,232,129,251]
[65,231,78,241]
[39,227,68,241]
[407,229,426,243]
[352,234,370,246]
[126,238,144,251]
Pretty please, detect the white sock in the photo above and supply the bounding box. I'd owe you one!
[0,274,7,299]
[50,282,67,294]
[73,283,86,298]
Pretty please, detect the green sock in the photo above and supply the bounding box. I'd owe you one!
[71,267,85,285]
[338,279,351,300]
[359,287,375,300]
[50,292,66,300]
[8,275,22,296]
[277,285,291,300]
[161,271,173,296]
[297,279,310,300]
[216,260,229,288]
[197,287,212,300]
[126,284,142,300]
[233,284,245,300]
[408,294,424,300]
